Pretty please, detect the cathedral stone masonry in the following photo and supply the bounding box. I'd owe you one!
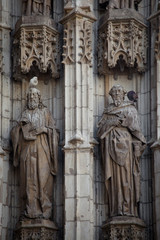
[0,0,160,240]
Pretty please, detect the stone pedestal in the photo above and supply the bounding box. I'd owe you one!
[14,219,58,240]
[102,216,146,240]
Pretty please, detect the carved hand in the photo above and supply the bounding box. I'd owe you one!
[30,126,48,136]
[112,117,122,127]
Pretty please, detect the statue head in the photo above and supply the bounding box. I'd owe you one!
[109,85,127,107]
[27,77,42,110]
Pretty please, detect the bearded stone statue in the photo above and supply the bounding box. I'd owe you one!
[11,77,59,220]
[98,85,146,217]
[22,0,51,16]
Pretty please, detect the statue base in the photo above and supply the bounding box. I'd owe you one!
[102,216,146,240]
[14,219,58,240]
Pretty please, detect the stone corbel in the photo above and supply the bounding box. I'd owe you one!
[98,7,148,77]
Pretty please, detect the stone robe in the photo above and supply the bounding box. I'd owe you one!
[11,107,59,219]
[98,102,146,217]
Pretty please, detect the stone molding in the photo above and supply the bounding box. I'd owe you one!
[98,8,148,76]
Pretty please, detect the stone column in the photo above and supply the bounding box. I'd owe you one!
[151,141,160,239]
[60,2,96,240]
[156,59,160,138]
[0,146,5,239]
[150,13,160,240]
[151,17,160,239]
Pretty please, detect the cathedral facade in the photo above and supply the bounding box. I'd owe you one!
[0,0,159,239]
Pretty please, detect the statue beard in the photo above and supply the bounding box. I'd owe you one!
[28,100,39,110]
[114,99,122,107]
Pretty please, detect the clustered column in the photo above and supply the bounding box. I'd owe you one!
[60,2,96,239]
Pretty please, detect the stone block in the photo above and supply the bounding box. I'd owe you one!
[140,203,152,225]
[156,220,160,240]
[77,221,92,240]
[3,160,9,183]
[1,117,10,140]
[0,159,3,179]
[2,228,7,240]
[12,100,22,121]
[65,222,76,240]
[2,206,9,228]
[65,175,75,198]
[2,182,8,205]
[155,172,160,197]
[65,153,75,175]
[155,196,160,222]
[65,198,75,221]
[77,198,90,221]
[154,149,160,173]
[77,152,90,175]
[0,203,2,225]
[95,181,106,205]
[77,175,91,197]
[140,180,152,203]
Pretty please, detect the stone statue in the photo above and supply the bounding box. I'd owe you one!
[99,0,135,9]
[22,0,51,16]
[98,85,146,217]
[11,77,59,220]
[108,0,120,9]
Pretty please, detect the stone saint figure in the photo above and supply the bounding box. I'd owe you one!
[98,85,146,217]
[11,77,59,220]
[99,0,134,9]
[23,0,47,16]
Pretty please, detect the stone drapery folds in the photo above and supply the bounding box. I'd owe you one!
[11,77,59,220]
[98,85,146,217]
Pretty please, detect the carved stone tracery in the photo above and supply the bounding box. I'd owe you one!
[13,0,59,81]
[13,23,59,80]
[14,219,58,240]
[155,22,160,60]
[102,217,146,240]
[98,9,148,75]
[61,7,96,66]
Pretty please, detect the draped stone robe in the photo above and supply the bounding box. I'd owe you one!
[11,107,59,219]
[98,102,146,217]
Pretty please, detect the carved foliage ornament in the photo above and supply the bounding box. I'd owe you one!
[102,224,146,240]
[62,8,94,66]
[13,25,59,79]
[15,227,57,240]
[0,29,3,72]
[155,26,160,60]
[98,19,147,75]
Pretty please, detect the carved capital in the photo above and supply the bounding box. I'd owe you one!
[60,7,96,66]
[98,9,148,75]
